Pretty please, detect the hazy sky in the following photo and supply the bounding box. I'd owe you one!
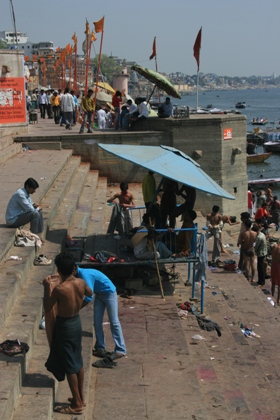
[1,0,280,77]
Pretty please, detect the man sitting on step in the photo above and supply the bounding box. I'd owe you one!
[5,178,44,234]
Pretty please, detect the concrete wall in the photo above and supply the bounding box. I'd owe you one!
[20,114,247,216]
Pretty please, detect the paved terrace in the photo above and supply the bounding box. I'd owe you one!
[0,119,279,419]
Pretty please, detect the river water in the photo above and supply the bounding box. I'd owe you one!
[177,88,280,195]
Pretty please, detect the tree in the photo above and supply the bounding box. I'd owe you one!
[91,54,122,85]
[0,39,8,49]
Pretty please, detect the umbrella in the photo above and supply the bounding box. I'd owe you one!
[98,144,235,200]
[94,81,115,94]
[131,64,181,99]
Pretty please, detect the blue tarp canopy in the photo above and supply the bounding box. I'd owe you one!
[98,144,235,200]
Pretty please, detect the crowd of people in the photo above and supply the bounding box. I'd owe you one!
[28,88,174,132]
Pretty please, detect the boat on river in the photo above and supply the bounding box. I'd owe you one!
[263,141,280,153]
[251,118,268,125]
[235,101,246,109]
[247,152,272,163]
[248,177,280,188]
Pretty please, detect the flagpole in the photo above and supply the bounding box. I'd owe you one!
[154,55,161,104]
[193,27,202,112]
[92,19,105,128]
[74,47,77,91]
[85,36,89,93]
[196,70,199,110]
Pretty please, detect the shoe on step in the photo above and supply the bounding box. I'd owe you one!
[34,254,52,266]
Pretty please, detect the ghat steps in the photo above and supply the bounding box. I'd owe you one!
[0,133,279,419]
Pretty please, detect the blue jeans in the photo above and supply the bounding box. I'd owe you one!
[94,291,126,355]
[80,111,93,132]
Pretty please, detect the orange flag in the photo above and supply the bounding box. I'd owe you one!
[72,32,77,44]
[24,55,29,61]
[149,37,156,60]
[94,16,104,33]
[56,46,61,52]
[72,32,77,52]
[32,53,37,61]
[193,27,202,72]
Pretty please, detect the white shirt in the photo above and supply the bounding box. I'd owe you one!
[97,109,106,121]
[138,101,149,118]
[128,103,137,114]
[60,93,75,112]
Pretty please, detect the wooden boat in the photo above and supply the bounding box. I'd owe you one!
[251,118,268,125]
[248,177,280,187]
[235,101,246,109]
[263,141,280,153]
[247,152,272,163]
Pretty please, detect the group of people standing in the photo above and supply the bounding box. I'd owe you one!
[30,87,174,134]
[32,88,80,129]
[248,184,280,230]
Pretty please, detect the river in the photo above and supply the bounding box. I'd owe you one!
[177,88,280,196]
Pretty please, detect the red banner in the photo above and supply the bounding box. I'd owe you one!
[0,77,26,124]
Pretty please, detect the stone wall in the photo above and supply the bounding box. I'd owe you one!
[35,114,247,216]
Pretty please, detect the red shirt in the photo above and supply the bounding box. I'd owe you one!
[255,207,268,220]
[248,191,253,209]
[112,95,121,108]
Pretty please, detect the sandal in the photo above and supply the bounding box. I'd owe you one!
[34,254,52,266]
[56,405,83,415]
[68,398,86,407]
[92,349,111,358]
[92,357,117,369]
[107,352,126,361]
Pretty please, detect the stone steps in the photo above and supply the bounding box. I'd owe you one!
[0,149,73,262]
[67,170,99,239]
[47,162,90,237]
[0,143,22,165]
[0,135,14,151]
[0,155,78,332]
[0,150,92,419]
[0,363,22,420]
[9,167,105,419]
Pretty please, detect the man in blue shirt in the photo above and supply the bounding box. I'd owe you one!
[5,178,44,234]
[75,266,126,360]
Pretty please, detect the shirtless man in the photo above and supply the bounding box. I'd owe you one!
[271,241,280,305]
[239,219,257,282]
[44,252,92,415]
[206,205,223,262]
[107,182,135,209]
[107,182,135,234]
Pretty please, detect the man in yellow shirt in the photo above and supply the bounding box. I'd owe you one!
[50,91,61,124]
[79,89,94,134]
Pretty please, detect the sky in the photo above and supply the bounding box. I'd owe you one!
[1,0,280,77]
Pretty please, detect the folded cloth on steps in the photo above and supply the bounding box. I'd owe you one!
[45,314,83,381]
[15,228,42,247]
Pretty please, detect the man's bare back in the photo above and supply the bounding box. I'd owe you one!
[44,275,92,317]
[241,230,257,250]
[207,212,222,228]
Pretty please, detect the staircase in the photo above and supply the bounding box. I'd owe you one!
[0,133,108,419]
[0,132,280,419]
